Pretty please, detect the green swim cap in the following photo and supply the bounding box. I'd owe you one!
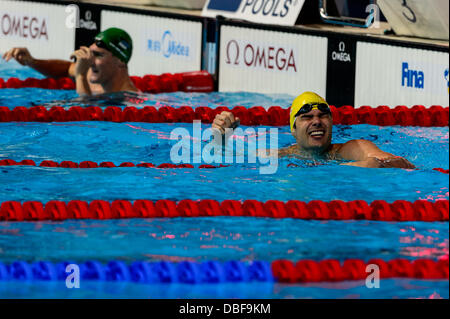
[95,28,133,64]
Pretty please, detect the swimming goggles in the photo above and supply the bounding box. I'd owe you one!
[294,103,331,117]
[95,40,109,50]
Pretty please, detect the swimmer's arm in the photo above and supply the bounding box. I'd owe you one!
[75,74,92,96]
[72,66,92,96]
[211,111,240,147]
[212,112,240,135]
[71,47,94,96]
[2,47,72,78]
[29,59,73,78]
[31,60,100,94]
[67,62,76,78]
[342,157,388,168]
[71,66,103,95]
[338,139,415,168]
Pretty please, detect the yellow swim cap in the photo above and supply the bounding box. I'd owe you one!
[290,92,328,132]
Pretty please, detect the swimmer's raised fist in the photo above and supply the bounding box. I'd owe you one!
[70,46,93,77]
[2,47,34,66]
[212,111,240,135]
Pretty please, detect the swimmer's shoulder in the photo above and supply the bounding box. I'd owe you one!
[278,143,351,158]
[331,140,373,160]
[328,143,345,159]
[334,139,372,154]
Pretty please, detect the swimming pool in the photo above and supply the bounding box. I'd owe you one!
[0,60,448,299]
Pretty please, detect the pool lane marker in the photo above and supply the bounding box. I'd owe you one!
[0,199,448,222]
[0,104,448,127]
[0,72,214,93]
[0,159,226,169]
[0,258,447,283]
[0,159,448,174]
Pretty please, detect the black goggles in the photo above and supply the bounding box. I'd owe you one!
[294,103,331,117]
[95,40,110,51]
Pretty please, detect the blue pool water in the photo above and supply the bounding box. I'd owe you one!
[0,61,449,299]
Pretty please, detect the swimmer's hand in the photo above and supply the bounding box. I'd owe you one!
[377,156,415,169]
[342,156,415,169]
[2,47,34,66]
[70,46,93,77]
[212,111,240,135]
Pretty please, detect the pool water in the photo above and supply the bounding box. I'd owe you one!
[0,60,449,299]
[0,123,448,204]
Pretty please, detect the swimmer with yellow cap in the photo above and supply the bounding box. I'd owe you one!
[212,91,415,168]
[3,28,137,96]
[287,91,333,155]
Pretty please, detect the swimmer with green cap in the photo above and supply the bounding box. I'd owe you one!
[2,27,137,96]
[212,92,415,168]
[70,27,137,95]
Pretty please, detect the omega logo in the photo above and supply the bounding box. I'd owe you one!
[1,14,48,39]
[225,39,297,72]
[332,41,351,63]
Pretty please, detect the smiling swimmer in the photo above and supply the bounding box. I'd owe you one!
[211,91,415,169]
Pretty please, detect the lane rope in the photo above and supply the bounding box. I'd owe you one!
[0,258,447,283]
[0,199,447,222]
[0,159,447,174]
[0,159,227,169]
[0,71,214,93]
[0,105,448,127]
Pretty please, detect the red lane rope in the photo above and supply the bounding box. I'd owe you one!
[0,199,447,222]
[272,258,449,283]
[0,159,227,169]
[1,158,446,174]
[0,71,214,93]
[0,104,448,127]
[433,168,450,174]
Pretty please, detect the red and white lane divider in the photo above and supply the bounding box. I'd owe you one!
[272,258,449,282]
[0,158,447,175]
[0,199,447,222]
[0,71,214,93]
[0,104,448,127]
[0,159,226,169]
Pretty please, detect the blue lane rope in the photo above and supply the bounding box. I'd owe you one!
[0,260,274,284]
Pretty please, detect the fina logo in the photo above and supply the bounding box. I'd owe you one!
[445,68,449,94]
[402,62,424,89]
[147,30,190,58]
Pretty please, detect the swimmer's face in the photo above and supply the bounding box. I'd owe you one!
[88,43,123,84]
[292,108,333,152]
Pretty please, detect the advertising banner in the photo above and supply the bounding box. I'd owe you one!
[0,0,75,60]
[218,25,328,97]
[326,36,357,107]
[203,0,306,26]
[355,42,449,108]
[101,10,203,76]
